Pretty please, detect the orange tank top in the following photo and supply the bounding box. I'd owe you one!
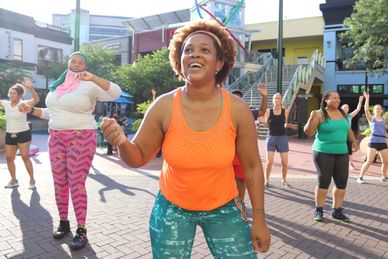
[160,87,238,211]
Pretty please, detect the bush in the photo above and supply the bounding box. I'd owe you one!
[130,100,152,132]
[0,111,6,130]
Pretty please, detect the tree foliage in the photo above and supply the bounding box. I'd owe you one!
[341,0,388,70]
[112,48,182,104]
[0,63,28,99]
[81,44,116,81]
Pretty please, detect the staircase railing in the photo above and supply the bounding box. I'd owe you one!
[226,53,274,94]
[282,49,326,110]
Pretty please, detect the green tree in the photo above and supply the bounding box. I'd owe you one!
[131,100,152,132]
[112,48,181,104]
[341,0,388,70]
[0,63,28,99]
[81,44,116,81]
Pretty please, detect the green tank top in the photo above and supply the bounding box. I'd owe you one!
[312,116,349,154]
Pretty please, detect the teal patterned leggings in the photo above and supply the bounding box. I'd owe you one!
[149,192,257,258]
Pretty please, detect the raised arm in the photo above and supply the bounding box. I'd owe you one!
[349,95,364,118]
[23,77,40,106]
[363,92,372,122]
[304,110,323,137]
[257,84,268,117]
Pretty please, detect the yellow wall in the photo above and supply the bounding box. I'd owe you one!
[250,37,323,65]
[307,84,322,113]
[246,16,324,65]
[245,16,324,41]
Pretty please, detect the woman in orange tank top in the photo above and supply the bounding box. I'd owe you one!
[102,20,270,258]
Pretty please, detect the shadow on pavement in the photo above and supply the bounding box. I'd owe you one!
[266,214,371,258]
[10,189,70,258]
[89,165,156,203]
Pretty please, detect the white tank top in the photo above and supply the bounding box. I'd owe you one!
[1,100,29,133]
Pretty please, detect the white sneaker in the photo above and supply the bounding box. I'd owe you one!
[381,177,388,183]
[4,180,19,188]
[281,180,291,187]
[28,183,37,190]
[357,177,365,184]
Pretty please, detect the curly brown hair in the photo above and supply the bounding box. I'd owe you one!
[169,20,237,85]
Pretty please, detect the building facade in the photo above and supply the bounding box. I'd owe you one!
[245,16,324,66]
[320,0,388,109]
[0,8,72,93]
[52,10,131,45]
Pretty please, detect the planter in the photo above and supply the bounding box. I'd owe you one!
[0,129,5,152]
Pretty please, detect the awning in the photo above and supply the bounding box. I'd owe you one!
[112,97,133,104]
[122,9,190,33]
[121,91,132,98]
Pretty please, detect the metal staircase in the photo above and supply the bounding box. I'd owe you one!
[227,50,326,139]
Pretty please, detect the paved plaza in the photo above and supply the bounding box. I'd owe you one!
[0,128,387,258]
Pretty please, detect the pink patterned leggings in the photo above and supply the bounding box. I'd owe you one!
[49,129,97,226]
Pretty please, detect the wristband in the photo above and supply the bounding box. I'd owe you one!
[29,106,35,114]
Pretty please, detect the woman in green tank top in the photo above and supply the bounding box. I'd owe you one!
[304,91,358,222]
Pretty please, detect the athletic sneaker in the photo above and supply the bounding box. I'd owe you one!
[381,177,388,183]
[28,183,37,190]
[313,207,323,222]
[357,177,365,184]
[4,180,19,188]
[281,180,291,187]
[69,227,88,250]
[331,207,351,222]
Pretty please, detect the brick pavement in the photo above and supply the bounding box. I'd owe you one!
[0,132,387,259]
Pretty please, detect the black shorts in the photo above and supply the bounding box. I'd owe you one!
[368,142,388,151]
[5,130,32,145]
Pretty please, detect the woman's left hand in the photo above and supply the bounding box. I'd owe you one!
[18,102,32,113]
[286,123,299,131]
[23,77,33,90]
[77,71,95,81]
[251,220,271,253]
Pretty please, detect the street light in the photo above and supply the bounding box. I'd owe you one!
[276,0,283,94]
[74,0,81,51]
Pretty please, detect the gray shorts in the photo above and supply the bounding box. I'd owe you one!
[266,135,289,153]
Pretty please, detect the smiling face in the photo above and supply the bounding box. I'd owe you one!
[180,33,224,85]
[325,92,341,109]
[373,104,383,116]
[68,54,86,72]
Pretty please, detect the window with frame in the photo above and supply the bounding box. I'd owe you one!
[37,46,63,75]
[337,84,384,94]
[13,38,23,61]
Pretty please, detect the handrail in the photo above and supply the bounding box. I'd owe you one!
[282,49,326,109]
[226,53,274,93]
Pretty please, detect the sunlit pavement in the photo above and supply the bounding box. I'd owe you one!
[0,130,387,258]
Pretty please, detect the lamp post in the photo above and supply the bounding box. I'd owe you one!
[276,0,284,94]
[74,0,81,51]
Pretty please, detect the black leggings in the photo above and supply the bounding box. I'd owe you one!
[313,151,349,189]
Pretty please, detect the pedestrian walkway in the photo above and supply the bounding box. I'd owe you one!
[0,133,387,258]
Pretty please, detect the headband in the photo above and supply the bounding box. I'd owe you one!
[182,30,222,50]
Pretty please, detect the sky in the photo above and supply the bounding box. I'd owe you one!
[0,0,325,25]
